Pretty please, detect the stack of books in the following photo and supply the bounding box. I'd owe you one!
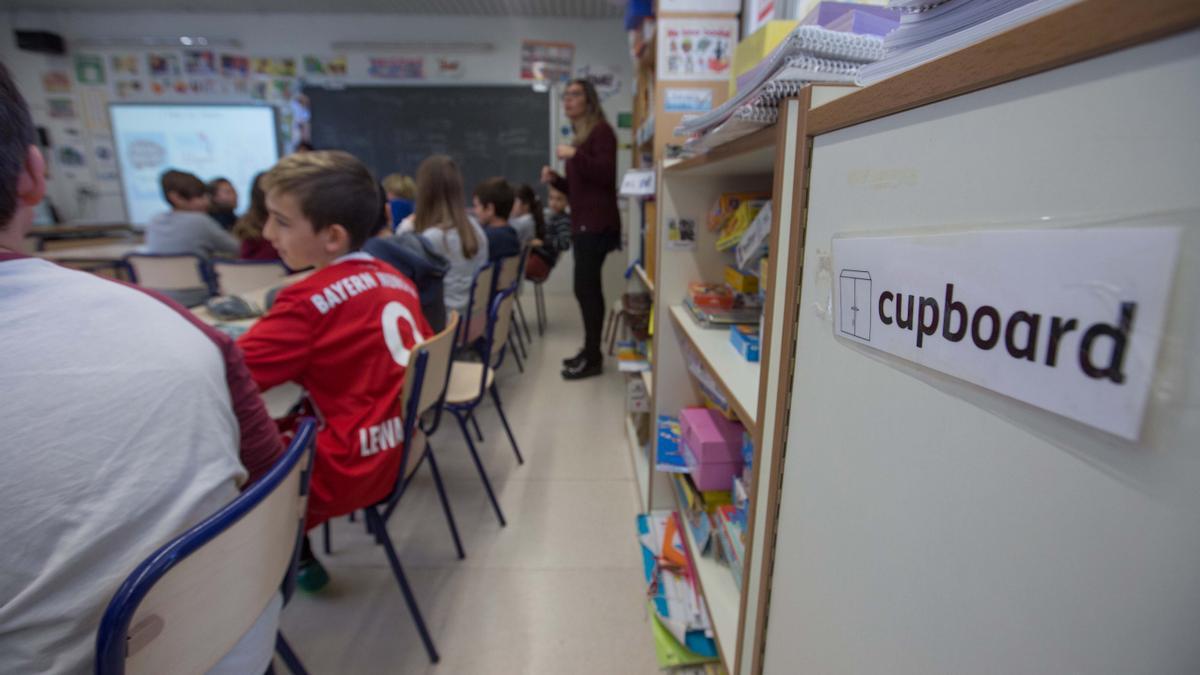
[857,0,1078,85]
[677,26,885,149]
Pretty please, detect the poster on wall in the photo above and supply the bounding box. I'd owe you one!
[74,55,106,85]
[656,17,736,81]
[747,0,778,34]
[88,135,119,181]
[520,40,574,82]
[431,58,464,80]
[303,55,348,77]
[80,88,110,132]
[253,57,297,78]
[111,54,140,76]
[368,57,424,80]
[576,64,621,99]
[48,98,76,119]
[663,87,713,112]
[184,51,217,76]
[115,79,144,98]
[220,54,250,78]
[42,71,71,93]
[148,53,182,77]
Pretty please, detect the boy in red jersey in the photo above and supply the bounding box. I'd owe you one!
[238,150,431,591]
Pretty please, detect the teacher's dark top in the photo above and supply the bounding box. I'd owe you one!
[551,120,620,237]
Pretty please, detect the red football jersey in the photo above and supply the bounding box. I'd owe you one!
[239,253,432,528]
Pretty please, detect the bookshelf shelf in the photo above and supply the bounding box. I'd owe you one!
[625,413,650,513]
[669,304,759,427]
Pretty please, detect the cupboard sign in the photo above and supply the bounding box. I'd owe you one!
[831,226,1180,440]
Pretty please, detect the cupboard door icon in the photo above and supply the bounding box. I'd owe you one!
[839,269,872,341]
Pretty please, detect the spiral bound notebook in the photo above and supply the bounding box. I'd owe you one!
[676,55,863,137]
[676,27,881,139]
[859,0,1077,86]
[733,25,886,93]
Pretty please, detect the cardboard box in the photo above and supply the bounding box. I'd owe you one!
[680,407,744,463]
[730,324,761,362]
[716,199,767,251]
[708,191,769,232]
[688,281,734,310]
[725,265,759,293]
[683,437,742,492]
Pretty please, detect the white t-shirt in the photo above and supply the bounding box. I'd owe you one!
[399,217,490,312]
[0,257,259,673]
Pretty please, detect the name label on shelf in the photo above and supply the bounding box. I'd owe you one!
[831,226,1181,440]
[620,169,655,197]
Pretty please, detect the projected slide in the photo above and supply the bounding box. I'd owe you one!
[110,104,279,225]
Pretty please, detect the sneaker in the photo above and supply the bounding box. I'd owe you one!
[296,557,330,593]
[562,351,586,368]
[562,358,603,380]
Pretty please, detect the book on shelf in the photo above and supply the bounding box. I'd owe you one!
[685,297,763,327]
[657,415,691,474]
[637,512,721,668]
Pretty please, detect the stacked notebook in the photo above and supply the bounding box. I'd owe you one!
[677,26,885,150]
[857,0,1079,85]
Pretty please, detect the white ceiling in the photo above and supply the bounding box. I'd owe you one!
[4,0,627,15]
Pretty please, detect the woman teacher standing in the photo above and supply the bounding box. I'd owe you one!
[542,79,620,380]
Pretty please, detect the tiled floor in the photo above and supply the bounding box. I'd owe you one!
[278,262,660,674]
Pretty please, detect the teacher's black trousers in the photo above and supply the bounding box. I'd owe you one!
[573,232,613,362]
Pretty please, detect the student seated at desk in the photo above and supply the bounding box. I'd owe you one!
[382,172,416,232]
[473,176,521,262]
[0,64,284,674]
[509,183,540,248]
[207,176,239,230]
[237,150,432,592]
[364,224,451,333]
[233,171,281,261]
[397,154,489,317]
[146,169,239,259]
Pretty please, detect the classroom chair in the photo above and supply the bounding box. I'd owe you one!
[457,262,497,350]
[211,259,289,297]
[95,418,318,675]
[531,275,549,336]
[510,247,535,348]
[495,252,528,373]
[442,287,525,527]
[357,323,464,664]
[122,252,216,308]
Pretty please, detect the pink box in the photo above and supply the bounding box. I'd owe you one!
[682,438,743,492]
[679,407,743,464]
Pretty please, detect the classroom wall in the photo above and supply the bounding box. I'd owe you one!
[0,9,633,222]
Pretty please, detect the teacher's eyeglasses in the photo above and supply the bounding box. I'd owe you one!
[561,91,585,100]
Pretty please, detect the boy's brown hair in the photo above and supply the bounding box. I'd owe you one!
[160,169,206,206]
[0,63,35,231]
[262,150,383,251]
[473,176,514,221]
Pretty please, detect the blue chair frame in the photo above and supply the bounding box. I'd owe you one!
[95,418,318,675]
[360,348,449,664]
[316,349,451,665]
[443,286,525,527]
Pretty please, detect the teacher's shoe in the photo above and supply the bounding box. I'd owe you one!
[562,350,586,368]
[562,357,602,380]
